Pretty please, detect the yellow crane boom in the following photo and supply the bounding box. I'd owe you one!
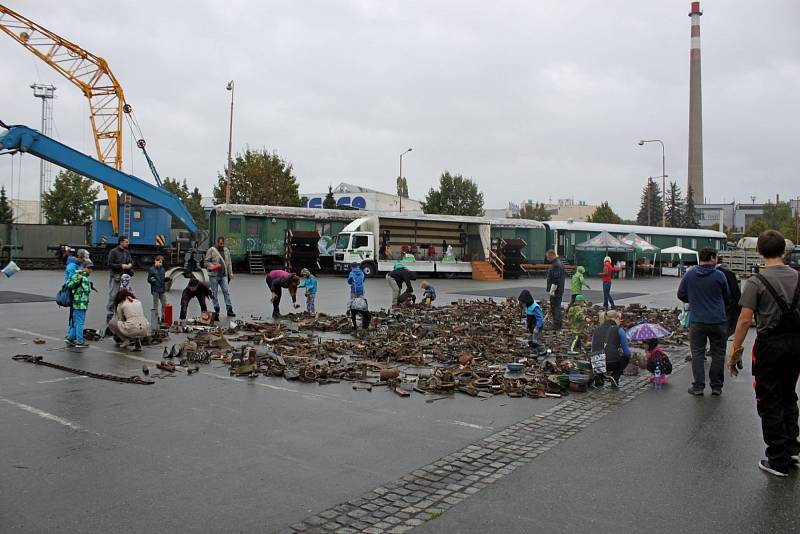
[0,3,125,233]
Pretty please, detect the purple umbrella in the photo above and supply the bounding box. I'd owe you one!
[627,322,672,341]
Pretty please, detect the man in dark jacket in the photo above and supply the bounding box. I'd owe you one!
[386,263,415,305]
[179,277,211,320]
[545,250,566,330]
[678,247,731,396]
[716,255,742,337]
[106,236,134,322]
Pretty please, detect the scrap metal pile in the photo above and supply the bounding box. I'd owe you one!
[165,299,686,400]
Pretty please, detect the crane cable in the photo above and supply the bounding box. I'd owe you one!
[122,104,163,187]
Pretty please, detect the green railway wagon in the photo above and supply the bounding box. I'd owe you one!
[543,220,727,264]
[489,219,548,265]
[208,205,361,268]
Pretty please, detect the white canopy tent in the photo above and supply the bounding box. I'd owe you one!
[660,246,699,276]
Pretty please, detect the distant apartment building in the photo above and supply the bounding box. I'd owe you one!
[697,199,800,234]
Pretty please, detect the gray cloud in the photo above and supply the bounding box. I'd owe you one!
[2,0,798,218]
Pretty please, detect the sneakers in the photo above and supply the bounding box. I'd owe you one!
[711,388,722,396]
[607,376,619,388]
[791,455,799,465]
[688,386,704,396]
[758,460,788,477]
[73,341,90,349]
[226,307,236,318]
[65,338,76,346]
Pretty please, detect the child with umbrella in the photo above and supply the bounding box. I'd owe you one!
[627,322,674,387]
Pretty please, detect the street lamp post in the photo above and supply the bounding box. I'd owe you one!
[638,139,667,226]
[399,148,412,212]
[225,80,235,204]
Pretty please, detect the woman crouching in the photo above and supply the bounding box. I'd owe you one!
[108,289,150,351]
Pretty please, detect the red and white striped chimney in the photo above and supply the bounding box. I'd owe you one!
[687,1,704,204]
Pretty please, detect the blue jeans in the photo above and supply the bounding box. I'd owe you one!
[67,309,86,343]
[306,293,316,313]
[209,276,232,310]
[602,281,615,309]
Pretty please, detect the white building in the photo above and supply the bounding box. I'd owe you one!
[303,183,423,212]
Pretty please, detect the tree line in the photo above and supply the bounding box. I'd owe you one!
[20,149,798,243]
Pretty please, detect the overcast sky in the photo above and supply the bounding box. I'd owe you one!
[2,0,799,218]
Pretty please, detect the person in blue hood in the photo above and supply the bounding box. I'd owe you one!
[518,289,547,356]
[678,248,730,396]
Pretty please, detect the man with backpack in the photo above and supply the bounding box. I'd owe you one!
[729,230,800,477]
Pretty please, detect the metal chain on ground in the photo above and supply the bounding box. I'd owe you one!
[12,355,155,385]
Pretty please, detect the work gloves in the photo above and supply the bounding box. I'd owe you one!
[727,345,744,376]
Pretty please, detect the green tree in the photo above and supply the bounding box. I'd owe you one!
[0,186,13,224]
[422,171,484,216]
[323,185,337,209]
[212,148,302,207]
[683,185,699,228]
[707,223,734,241]
[587,201,623,224]
[41,170,99,225]
[635,179,664,226]
[664,181,685,228]
[745,201,795,238]
[514,202,551,221]
[163,177,206,229]
[396,176,409,198]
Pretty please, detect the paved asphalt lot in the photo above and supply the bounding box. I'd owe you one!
[0,271,796,533]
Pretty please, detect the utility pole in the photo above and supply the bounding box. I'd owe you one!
[31,83,56,223]
[399,148,412,212]
[225,80,235,204]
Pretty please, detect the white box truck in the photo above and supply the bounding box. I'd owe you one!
[333,214,491,276]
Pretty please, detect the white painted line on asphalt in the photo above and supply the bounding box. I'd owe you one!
[9,328,61,341]
[37,376,89,384]
[0,397,84,431]
[447,420,492,431]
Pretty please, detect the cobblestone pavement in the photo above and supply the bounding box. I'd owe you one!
[280,350,689,534]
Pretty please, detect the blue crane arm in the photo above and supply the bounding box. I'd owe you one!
[0,125,197,233]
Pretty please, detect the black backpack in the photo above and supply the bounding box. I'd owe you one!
[754,271,800,338]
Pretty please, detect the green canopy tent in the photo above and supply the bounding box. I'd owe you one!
[574,231,634,277]
[620,233,660,279]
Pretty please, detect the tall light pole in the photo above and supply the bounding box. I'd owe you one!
[399,148,412,212]
[32,83,56,223]
[225,80,235,204]
[638,139,667,226]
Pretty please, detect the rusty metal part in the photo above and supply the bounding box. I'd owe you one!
[379,368,400,381]
[13,354,154,385]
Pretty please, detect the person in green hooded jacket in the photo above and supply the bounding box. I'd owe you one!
[570,265,590,304]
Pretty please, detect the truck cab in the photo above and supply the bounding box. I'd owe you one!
[334,231,377,275]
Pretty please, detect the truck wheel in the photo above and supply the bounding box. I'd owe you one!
[361,263,376,277]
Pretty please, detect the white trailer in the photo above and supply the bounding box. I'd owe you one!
[333,214,491,276]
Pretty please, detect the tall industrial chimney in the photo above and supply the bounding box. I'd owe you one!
[687,1,704,203]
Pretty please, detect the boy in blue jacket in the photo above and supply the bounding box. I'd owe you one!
[518,289,547,356]
[147,255,167,324]
[298,268,318,313]
[347,261,365,298]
